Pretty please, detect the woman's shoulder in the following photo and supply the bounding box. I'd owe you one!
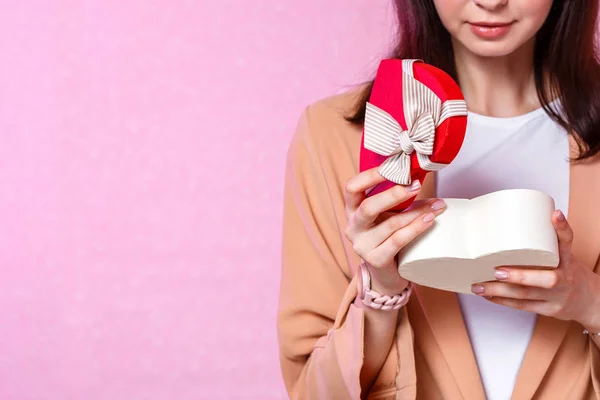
[304,85,365,121]
[294,86,365,149]
[285,86,366,199]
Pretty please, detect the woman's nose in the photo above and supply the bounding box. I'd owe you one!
[473,0,508,11]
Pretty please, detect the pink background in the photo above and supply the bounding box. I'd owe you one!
[0,1,394,399]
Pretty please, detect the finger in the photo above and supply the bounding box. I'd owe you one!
[344,168,390,212]
[365,210,435,267]
[483,297,548,314]
[364,199,446,249]
[471,282,548,300]
[552,209,573,267]
[352,181,422,230]
[492,267,559,289]
[377,198,435,222]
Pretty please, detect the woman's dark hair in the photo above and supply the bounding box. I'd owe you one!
[346,0,600,161]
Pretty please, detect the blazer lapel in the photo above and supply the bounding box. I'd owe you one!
[412,285,487,399]
[411,173,487,399]
[511,134,600,400]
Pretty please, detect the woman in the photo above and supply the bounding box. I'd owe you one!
[278,0,600,398]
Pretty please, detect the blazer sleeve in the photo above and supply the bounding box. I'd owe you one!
[277,106,405,399]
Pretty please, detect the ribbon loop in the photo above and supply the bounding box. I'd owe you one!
[364,59,468,185]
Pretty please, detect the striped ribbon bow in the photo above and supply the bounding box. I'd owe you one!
[364,59,468,185]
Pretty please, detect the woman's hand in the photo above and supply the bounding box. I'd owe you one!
[344,167,447,295]
[472,210,600,331]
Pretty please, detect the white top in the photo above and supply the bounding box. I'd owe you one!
[435,103,570,400]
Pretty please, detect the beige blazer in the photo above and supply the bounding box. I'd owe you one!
[277,90,600,399]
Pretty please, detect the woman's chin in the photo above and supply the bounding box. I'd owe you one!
[459,40,523,59]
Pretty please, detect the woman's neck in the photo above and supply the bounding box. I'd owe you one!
[452,37,541,118]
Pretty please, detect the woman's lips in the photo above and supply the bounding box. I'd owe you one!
[469,22,514,39]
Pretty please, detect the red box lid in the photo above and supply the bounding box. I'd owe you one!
[359,59,468,212]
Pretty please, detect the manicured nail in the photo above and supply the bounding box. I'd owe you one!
[494,270,509,280]
[423,212,435,223]
[471,285,485,294]
[431,199,446,211]
[556,210,565,221]
[406,180,421,192]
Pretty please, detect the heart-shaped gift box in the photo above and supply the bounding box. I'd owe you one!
[360,59,468,211]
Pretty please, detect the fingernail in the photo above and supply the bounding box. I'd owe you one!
[556,210,565,221]
[423,212,435,223]
[406,180,421,192]
[494,270,509,280]
[431,199,446,211]
[471,285,485,294]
